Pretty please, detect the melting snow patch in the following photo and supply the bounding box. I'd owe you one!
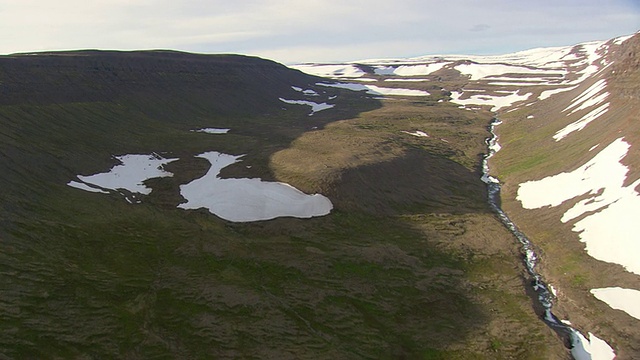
[178,151,332,222]
[613,34,634,45]
[71,154,178,196]
[591,287,640,321]
[553,103,609,141]
[67,181,109,194]
[374,63,449,76]
[279,98,334,115]
[450,91,532,112]
[317,82,429,96]
[292,86,320,96]
[193,128,230,134]
[454,63,560,81]
[571,331,615,360]
[402,130,429,137]
[539,85,579,100]
[291,64,366,78]
[563,79,608,114]
[517,138,640,275]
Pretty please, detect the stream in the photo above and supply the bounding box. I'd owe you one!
[481,119,589,359]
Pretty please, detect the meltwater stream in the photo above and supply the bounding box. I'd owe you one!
[481,119,588,359]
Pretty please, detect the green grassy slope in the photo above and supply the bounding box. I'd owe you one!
[491,35,640,359]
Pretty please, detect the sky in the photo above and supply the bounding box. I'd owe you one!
[1,0,638,64]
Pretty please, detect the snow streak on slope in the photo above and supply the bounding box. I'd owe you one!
[571,332,616,360]
[517,138,640,276]
[450,91,532,112]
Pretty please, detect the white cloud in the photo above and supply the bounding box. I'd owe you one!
[0,0,638,63]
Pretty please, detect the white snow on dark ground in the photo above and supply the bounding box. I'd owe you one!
[178,151,332,222]
[539,85,578,100]
[279,98,334,115]
[67,180,109,194]
[517,138,640,276]
[290,64,366,78]
[317,82,430,97]
[450,91,532,112]
[69,154,178,195]
[571,331,616,360]
[291,86,320,96]
[590,287,640,321]
[554,103,609,141]
[192,128,230,134]
[373,62,449,76]
[454,63,563,81]
[402,130,429,137]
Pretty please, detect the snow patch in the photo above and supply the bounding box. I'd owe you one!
[450,91,532,112]
[517,138,640,275]
[317,82,429,96]
[193,128,230,134]
[553,103,609,141]
[292,86,320,96]
[564,80,608,113]
[571,331,615,360]
[454,63,560,81]
[279,98,334,115]
[72,154,178,196]
[178,151,332,222]
[539,85,578,100]
[291,64,366,78]
[402,130,429,137]
[67,181,109,194]
[590,287,640,321]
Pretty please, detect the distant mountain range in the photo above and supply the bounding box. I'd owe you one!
[0,32,637,359]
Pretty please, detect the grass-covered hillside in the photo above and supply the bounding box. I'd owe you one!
[491,34,640,359]
[0,50,568,359]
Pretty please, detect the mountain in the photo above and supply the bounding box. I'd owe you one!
[0,32,637,359]
[293,32,640,359]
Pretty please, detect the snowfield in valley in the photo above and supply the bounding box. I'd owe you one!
[68,154,178,198]
[178,151,333,222]
[317,82,430,97]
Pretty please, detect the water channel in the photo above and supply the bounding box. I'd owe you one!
[481,119,589,359]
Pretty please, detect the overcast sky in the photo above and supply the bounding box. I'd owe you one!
[1,1,638,64]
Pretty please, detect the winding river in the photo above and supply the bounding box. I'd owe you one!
[481,119,590,359]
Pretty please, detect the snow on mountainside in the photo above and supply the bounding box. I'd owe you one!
[293,32,640,360]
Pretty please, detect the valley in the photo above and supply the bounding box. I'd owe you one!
[0,32,638,359]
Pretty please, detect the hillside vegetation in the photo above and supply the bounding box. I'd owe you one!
[0,50,569,359]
